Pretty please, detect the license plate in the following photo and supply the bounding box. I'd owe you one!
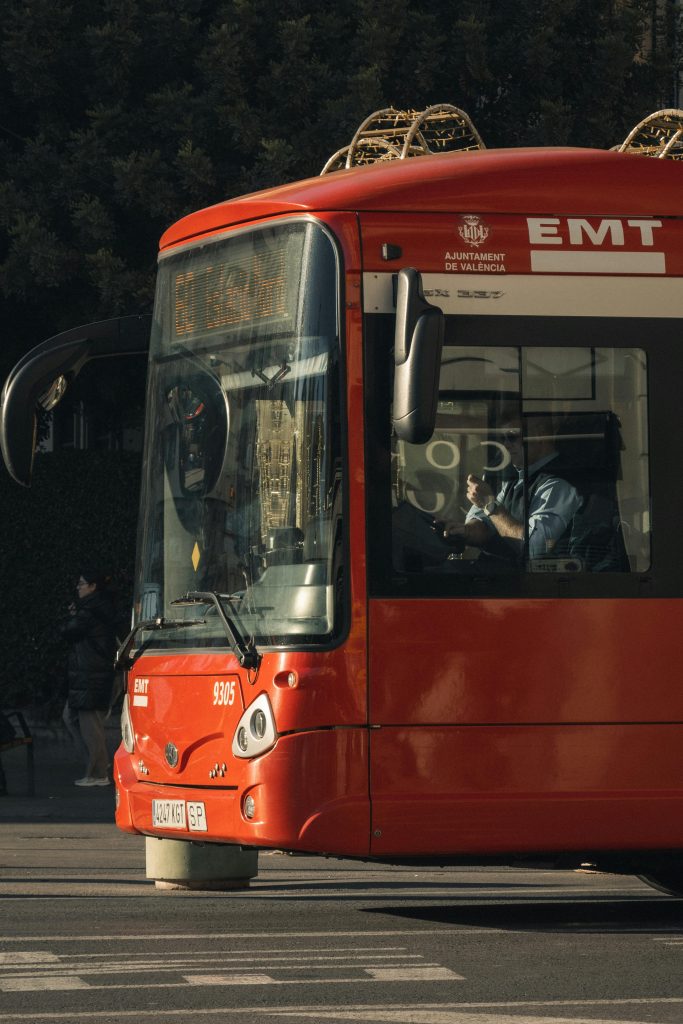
[187,801,208,832]
[152,799,186,829]
[151,799,207,832]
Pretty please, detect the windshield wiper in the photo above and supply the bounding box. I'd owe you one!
[172,591,261,670]
[115,616,205,671]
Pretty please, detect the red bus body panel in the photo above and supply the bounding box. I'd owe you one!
[160,148,683,251]
[369,599,683,725]
[368,599,683,856]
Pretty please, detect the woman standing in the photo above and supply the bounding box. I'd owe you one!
[61,568,116,787]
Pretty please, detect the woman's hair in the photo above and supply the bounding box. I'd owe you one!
[79,567,106,589]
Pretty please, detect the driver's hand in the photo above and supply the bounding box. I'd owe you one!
[466,473,494,509]
[441,522,467,553]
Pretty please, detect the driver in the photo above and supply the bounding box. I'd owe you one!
[445,415,581,562]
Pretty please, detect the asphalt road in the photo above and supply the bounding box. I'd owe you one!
[1,820,683,1024]
[1,732,683,1023]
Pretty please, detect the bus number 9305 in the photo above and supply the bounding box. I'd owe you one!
[213,680,236,706]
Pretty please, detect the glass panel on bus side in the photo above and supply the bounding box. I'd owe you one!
[521,347,650,574]
[390,345,650,576]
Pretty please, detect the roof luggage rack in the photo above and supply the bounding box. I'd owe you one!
[615,108,683,160]
[320,103,485,174]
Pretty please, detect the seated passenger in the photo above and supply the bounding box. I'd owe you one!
[445,416,581,563]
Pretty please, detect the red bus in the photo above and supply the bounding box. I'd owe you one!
[3,107,683,896]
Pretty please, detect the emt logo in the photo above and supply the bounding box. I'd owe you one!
[132,677,149,707]
[527,217,665,274]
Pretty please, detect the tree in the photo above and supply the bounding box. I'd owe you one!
[0,0,674,381]
[0,0,676,706]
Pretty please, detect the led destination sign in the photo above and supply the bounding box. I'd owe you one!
[174,246,291,341]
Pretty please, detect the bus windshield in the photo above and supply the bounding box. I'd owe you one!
[134,220,343,650]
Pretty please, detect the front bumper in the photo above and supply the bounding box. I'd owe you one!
[114,728,370,855]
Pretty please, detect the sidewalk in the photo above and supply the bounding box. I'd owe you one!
[0,719,120,823]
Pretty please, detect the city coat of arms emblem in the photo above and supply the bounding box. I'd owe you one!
[457,215,490,247]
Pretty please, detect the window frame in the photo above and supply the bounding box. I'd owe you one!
[364,313,675,600]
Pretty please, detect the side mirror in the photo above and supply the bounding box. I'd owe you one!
[392,268,444,444]
[0,315,151,486]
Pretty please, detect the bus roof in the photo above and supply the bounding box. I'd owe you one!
[159,146,683,251]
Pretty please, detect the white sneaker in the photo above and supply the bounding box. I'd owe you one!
[74,776,111,787]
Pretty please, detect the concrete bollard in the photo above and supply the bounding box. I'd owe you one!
[145,836,258,890]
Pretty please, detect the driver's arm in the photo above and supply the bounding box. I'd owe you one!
[443,518,491,547]
[449,473,524,547]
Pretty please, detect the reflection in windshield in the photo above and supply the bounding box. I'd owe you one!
[135,222,343,648]
[166,380,228,495]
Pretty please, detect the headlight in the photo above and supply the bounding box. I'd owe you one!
[121,693,135,753]
[232,693,276,759]
[251,709,267,739]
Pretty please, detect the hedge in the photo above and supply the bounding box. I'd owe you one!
[0,449,141,710]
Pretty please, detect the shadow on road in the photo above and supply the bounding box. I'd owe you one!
[363,896,683,931]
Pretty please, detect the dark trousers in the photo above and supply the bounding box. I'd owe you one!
[63,704,110,779]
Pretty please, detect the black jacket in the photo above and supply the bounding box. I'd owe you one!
[60,591,117,711]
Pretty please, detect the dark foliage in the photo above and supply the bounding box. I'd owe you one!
[0,0,676,376]
[0,0,677,705]
[0,451,140,708]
